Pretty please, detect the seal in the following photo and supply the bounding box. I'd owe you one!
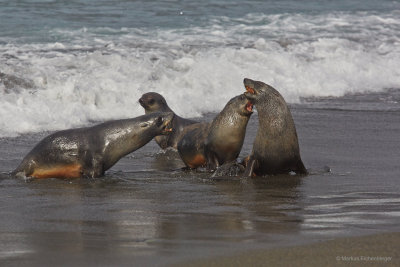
[139,92,197,149]
[243,78,307,176]
[176,122,210,169]
[178,94,253,170]
[12,112,174,179]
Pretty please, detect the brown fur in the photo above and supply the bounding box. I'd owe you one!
[31,164,82,179]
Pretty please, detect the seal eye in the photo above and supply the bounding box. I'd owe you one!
[140,122,149,128]
[156,116,163,127]
[149,99,155,105]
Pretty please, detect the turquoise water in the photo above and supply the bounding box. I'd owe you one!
[1,0,398,35]
[1,0,400,137]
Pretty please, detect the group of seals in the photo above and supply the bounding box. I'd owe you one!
[13,78,306,179]
[137,79,306,176]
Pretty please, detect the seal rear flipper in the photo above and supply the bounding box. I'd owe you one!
[12,159,36,179]
[12,170,29,180]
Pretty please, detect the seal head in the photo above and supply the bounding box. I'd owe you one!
[139,92,197,149]
[139,92,172,113]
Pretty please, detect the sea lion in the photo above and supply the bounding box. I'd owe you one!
[178,94,253,170]
[12,112,174,179]
[243,78,307,176]
[139,92,197,149]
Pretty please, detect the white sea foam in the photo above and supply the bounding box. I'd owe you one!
[1,11,400,137]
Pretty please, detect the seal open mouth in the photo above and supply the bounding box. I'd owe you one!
[162,121,173,134]
[164,123,173,133]
[245,85,256,95]
[245,101,254,113]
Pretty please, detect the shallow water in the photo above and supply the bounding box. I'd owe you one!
[1,0,400,264]
[1,94,399,265]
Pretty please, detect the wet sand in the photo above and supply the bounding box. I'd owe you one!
[0,92,399,266]
[177,232,399,267]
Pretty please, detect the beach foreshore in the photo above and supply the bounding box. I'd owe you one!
[176,232,399,267]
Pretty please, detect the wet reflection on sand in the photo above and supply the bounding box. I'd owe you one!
[0,171,304,264]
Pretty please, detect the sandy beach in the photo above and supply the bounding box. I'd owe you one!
[177,232,399,267]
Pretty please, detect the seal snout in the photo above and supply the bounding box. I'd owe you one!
[243,78,256,95]
[139,98,145,107]
[245,86,256,94]
[139,94,156,109]
[160,113,174,134]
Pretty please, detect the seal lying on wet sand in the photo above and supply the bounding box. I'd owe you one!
[243,78,307,176]
[178,94,253,170]
[12,112,174,179]
[139,92,197,149]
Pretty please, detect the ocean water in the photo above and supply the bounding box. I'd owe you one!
[1,0,400,137]
[1,1,400,265]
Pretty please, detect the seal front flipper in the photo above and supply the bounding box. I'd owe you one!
[205,151,219,172]
[243,156,257,177]
[83,155,104,178]
[211,161,245,177]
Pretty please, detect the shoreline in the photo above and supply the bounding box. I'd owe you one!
[1,103,399,266]
[176,232,399,266]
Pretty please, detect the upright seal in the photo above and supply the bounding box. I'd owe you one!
[12,112,174,179]
[139,92,197,149]
[178,94,253,170]
[243,78,307,176]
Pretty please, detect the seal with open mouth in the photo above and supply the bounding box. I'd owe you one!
[178,94,253,170]
[243,78,307,176]
[139,92,197,150]
[12,112,174,179]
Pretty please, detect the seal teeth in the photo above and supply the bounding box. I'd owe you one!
[246,102,253,112]
[164,122,173,132]
[245,86,256,94]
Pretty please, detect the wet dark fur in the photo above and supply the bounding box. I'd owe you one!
[178,94,253,170]
[12,112,174,179]
[243,78,307,176]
